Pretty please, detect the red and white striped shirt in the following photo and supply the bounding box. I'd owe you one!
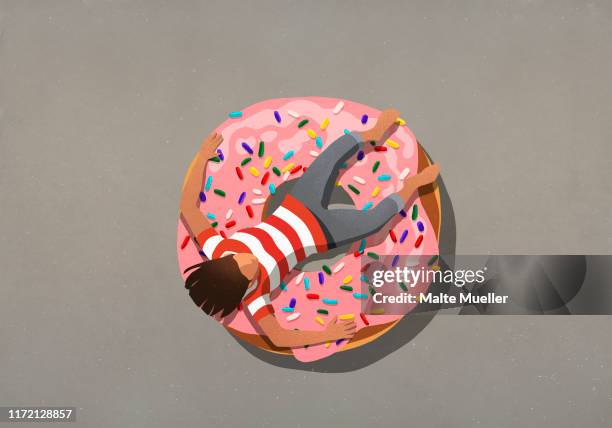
[195,195,328,321]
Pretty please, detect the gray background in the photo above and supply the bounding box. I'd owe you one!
[1,1,611,427]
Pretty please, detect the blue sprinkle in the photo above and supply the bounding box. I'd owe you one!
[216,149,224,161]
[283,150,294,161]
[206,212,216,220]
[399,229,408,243]
[280,281,287,291]
[228,111,243,118]
[336,339,344,345]
[361,114,368,124]
[353,292,368,299]
[241,142,253,155]
[281,307,294,313]
[378,174,391,181]
[289,297,296,308]
[268,183,276,194]
[357,150,365,161]
[323,298,338,305]
[417,221,425,232]
[362,201,373,211]
[304,277,310,290]
[199,192,206,202]
[198,250,206,257]
[238,191,246,205]
[360,274,369,284]
[340,162,348,169]
[358,239,366,253]
[205,176,213,191]
[399,209,407,218]
[391,255,400,267]
[274,110,281,123]
[344,129,350,135]
[315,136,323,148]
[318,272,324,285]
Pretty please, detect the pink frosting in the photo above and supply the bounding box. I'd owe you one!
[176,97,438,362]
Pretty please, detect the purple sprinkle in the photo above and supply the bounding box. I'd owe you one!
[399,229,408,243]
[199,191,206,202]
[357,150,365,161]
[241,142,253,155]
[417,221,425,232]
[238,191,246,205]
[289,297,296,308]
[399,209,407,218]
[336,339,344,345]
[198,250,206,257]
[318,272,324,285]
[274,110,281,123]
[361,114,368,124]
[391,255,400,267]
[216,149,224,161]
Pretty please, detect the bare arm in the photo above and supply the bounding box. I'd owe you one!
[180,132,223,238]
[258,314,356,348]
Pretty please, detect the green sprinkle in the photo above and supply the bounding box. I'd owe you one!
[213,189,226,197]
[322,265,332,275]
[317,309,329,315]
[367,252,380,260]
[368,285,376,296]
[280,281,287,291]
[360,274,369,284]
[210,157,221,163]
[369,140,376,146]
[340,285,353,292]
[211,221,218,228]
[411,204,418,220]
[399,282,408,292]
[241,157,252,166]
[428,255,439,266]
[372,160,380,172]
[272,166,281,176]
[347,184,361,195]
[258,141,264,157]
[297,119,309,128]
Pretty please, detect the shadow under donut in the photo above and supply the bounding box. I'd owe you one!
[231,153,457,372]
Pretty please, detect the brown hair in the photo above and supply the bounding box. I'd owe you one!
[184,255,250,317]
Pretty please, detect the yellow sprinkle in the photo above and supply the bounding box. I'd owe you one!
[336,181,342,187]
[386,139,400,149]
[325,341,331,348]
[248,167,260,177]
[395,117,406,126]
[339,314,354,320]
[342,275,352,284]
[431,265,440,271]
[263,156,272,169]
[371,186,381,197]
[371,308,385,315]
[315,316,325,326]
[281,162,295,173]
[320,117,329,130]
[306,129,317,139]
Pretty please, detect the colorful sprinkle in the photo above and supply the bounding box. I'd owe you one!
[371,186,381,197]
[306,129,317,139]
[225,220,236,228]
[347,184,360,195]
[389,229,397,243]
[315,316,325,326]
[213,189,226,197]
[361,114,368,124]
[333,262,345,273]
[353,293,368,299]
[241,142,253,154]
[372,160,380,173]
[317,309,329,315]
[362,201,373,211]
[399,209,407,217]
[238,192,247,205]
[249,167,260,177]
[315,136,323,148]
[414,235,424,248]
[320,117,329,130]
[272,166,281,176]
[342,275,352,284]
[180,235,190,250]
[205,176,213,191]
[309,150,319,157]
[211,222,218,228]
[281,162,295,173]
[289,297,297,308]
[333,101,344,114]
[297,119,309,128]
[295,272,305,285]
[274,111,281,123]
[391,255,400,267]
[279,281,287,291]
[216,149,224,161]
[399,229,408,243]
[358,239,366,253]
[428,255,439,266]
[396,117,406,125]
[374,146,387,152]
[206,212,216,220]
[357,150,365,161]
[318,272,325,284]
[240,157,252,166]
[228,111,242,118]
[378,174,391,181]
[399,168,411,180]
[235,167,244,180]
[336,339,344,345]
[339,313,355,320]
[360,313,370,325]
[268,183,276,194]
[399,282,408,292]
[225,209,233,219]
[322,265,332,275]
[290,165,302,174]
[281,307,294,313]
[340,285,353,292]
[367,252,380,260]
[323,298,338,305]
[353,176,366,185]
[283,150,294,161]
[261,171,270,185]
[411,205,418,220]
[257,141,265,158]
[199,191,206,202]
[304,277,311,290]
[385,139,400,149]
[344,129,350,135]
[286,312,300,321]
[306,293,319,300]
[252,198,265,205]
[370,308,385,315]
[246,205,254,218]
[417,221,425,232]
[288,110,300,118]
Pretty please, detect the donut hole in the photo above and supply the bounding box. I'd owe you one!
[262,179,353,272]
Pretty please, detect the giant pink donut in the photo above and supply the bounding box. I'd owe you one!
[177,97,439,362]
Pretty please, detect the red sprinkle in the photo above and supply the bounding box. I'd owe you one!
[360,313,370,326]
[225,220,236,228]
[235,167,244,180]
[180,235,190,250]
[261,171,270,185]
[220,230,227,239]
[303,167,308,173]
[290,165,303,174]
[238,302,243,311]
[389,229,397,243]
[354,251,362,257]
[374,146,387,152]
[414,235,424,248]
[306,293,320,300]
[246,205,254,218]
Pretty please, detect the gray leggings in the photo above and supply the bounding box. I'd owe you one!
[290,132,403,248]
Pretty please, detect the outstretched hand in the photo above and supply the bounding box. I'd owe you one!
[200,132,223,160]
[324,315,357,342]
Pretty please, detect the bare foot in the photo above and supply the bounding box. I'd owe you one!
[397,164,440,202]
[360,108,400,144]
